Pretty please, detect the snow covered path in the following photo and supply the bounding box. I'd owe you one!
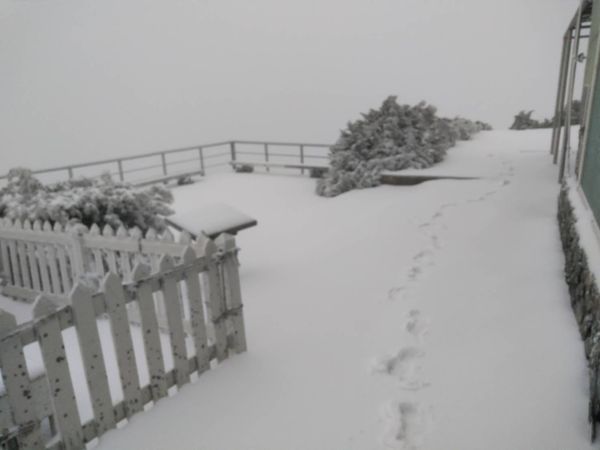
[92,129,595,449]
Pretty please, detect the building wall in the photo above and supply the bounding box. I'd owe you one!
[581,1,600,224]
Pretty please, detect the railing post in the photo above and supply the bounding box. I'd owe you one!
[161,152,168,176]
[198,147,205,174]
[264,143,270,172]
[117,159,124,182]
[68,167,74,179]
[230,141,237,162]
[300,145,305,175]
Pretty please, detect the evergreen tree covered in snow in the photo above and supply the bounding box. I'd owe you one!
[510,100,582,130]
[316,96,491,197]
[0,169,174,232]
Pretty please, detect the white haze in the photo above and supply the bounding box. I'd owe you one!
[0,0,580,171]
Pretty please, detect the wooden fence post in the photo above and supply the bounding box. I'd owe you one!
[202,238,228,362]
[0,309,44,449]
[215,234,247,353]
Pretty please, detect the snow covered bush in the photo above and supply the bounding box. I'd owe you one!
[510,101,582,130]
[316,96,491,197]
[0,169,174,232]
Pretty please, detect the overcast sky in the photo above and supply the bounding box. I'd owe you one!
[0,0,580,170]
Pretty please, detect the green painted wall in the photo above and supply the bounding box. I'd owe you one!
[584,0,600,91]
[581,2,600,223]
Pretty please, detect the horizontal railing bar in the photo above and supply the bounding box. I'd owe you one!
[121,162,165,175]
[233,140,331,148]
[302,154,329,159]
[204,162,230,169]
[202,152,229,160]
[159,156,202,166]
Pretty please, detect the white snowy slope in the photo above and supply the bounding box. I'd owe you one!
[92,129,598,450]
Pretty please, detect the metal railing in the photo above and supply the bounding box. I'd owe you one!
[0,140,332,186]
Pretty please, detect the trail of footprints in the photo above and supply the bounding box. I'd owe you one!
[372,307,431,449]
[375,159,515,448]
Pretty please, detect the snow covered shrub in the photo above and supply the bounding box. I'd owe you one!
[0,169,174,232]
[316,96,490,197]
[510,101,581,130]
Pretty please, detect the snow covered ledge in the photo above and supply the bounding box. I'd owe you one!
[558,181,600,438]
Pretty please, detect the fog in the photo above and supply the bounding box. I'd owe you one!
[0,0,579,171]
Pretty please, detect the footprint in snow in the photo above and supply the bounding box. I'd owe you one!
[387,287,406,301]
[405,310,429,341]
[372,347,429,391]
[381,401,433,450]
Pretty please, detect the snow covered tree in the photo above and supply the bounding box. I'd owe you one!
[316,96,490,197]
[510,101,582,130]
[0,169,174,232]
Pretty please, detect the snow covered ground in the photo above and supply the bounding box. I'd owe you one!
[85,129,596,449]
[0,128,594,449]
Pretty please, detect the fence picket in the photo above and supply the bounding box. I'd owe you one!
[46,245,62,295]
[0,233,11,283]
[8,238,22,287]
[158,255,189,387]
[89,224,105,277]
[26,241,42,292]
[181,247,209,374]
[216,234,247,353]
[17,240,32,289]
[132,263,167,400]
[102,273,142,416]
[203,239,228,361]
[117,226,132,282]
[33,296,84,450]
[102,225,118,273]
[0,309,44,449]
[70,284,116,435]
[56,246,72,294]
[36,243,52,294]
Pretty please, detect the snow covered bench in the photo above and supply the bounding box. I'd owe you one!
[166,203,258,239]
[229,160,329,175]
[133,169,205,187]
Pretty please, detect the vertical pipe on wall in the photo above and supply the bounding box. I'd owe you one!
[559,1,585,182]
[551,33,572,158]
[578,5,600,181]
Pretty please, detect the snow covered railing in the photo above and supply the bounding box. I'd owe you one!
[0,140,331,186]
[0,241,247,450]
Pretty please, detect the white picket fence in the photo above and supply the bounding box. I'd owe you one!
[0,218,206,302]
[0,221,247,450]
